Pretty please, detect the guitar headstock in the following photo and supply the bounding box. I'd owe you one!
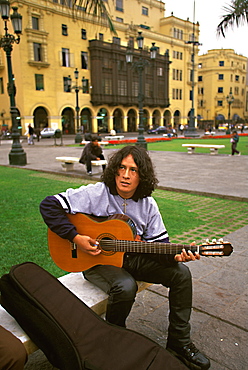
[199,239,233,257]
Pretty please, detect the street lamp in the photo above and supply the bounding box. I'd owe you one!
[0,0,27,165]
[126,32,157,149]
[184,1,201,137]
[69,68,84,143]
[226,89,234,129]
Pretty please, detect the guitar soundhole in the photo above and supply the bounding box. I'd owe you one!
[98,233,116,256]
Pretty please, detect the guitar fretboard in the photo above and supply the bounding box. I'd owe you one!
[100,240,198,254]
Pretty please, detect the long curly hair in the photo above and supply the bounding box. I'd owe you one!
[101,146,158,200]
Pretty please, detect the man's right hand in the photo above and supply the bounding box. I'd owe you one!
[72,234,101,255]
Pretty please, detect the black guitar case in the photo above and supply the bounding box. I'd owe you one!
[0,262,187,370]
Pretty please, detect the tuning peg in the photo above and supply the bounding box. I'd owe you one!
[205,238,210,244]
[212,239,217,243]
[218,238,224,243]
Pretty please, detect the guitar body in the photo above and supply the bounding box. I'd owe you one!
[48,213,136,272]
[48,214,233,273]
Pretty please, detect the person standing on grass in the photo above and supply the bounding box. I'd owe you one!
[40,145,210,370]
[230,131,241,156]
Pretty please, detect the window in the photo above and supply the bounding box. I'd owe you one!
[0,77,3,94]
[33,43,42,61]
[62,24,68,36]
[173,69,182,81]
[234,87,239,95]
[63,76,71,92]
[217,100,223,106]
[103,78,112,94]
[142,6,148,16]
[173,28,183,40]
[116,0,123,12]
[218,87,223,93]
[62,48,70,67]
[173,51,183,60]
[235,75,239,82]
[99,33,104,41]
[116,17,123,22]
[219,61,224,66]
[218,74,224,80]
[113,37,121,45]
[172,88,182,100]
[32,16,39,30]
[145,82,152,98]
[81,52,88,69]
[35,74,44,91]
[117,60,126,72]
[198,76,202,82]
[82,78,89,94]
[81,29,87,40]
[118,80,127,96]
[157,67,163,77]
[132,81,138,97]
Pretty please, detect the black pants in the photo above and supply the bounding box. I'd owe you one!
[86,154,106,172]
[231,142,239,155]
[84,254,192,347]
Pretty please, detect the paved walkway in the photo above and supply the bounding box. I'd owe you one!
[1,137,247,369]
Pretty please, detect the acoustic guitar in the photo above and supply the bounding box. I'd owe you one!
[48,213,233,272]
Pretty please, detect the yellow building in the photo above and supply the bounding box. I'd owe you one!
[198,49,247,129]
[0,0,200,135]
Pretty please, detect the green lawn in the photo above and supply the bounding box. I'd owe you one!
[148,137,248,154]
[1,167,247,278]
[106,136,248,155]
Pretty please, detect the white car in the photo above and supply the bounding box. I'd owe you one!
[40,128,55,138]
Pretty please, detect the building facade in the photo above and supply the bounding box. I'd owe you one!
[198,49,247,129]
[0,0,200,135]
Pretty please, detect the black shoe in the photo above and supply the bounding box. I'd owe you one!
[87,171,92,176]
[166,342,210,370]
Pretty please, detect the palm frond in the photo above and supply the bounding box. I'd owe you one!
[73,0,117,34]
[217,0,248,37]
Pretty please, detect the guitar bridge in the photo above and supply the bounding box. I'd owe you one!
[70,242,77,258]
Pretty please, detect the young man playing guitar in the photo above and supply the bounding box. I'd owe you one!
[40,146,210,370]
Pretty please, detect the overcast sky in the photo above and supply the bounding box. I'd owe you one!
[164,0,248,57]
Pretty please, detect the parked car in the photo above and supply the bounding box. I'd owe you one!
[147,126,167,134]
[40,128,55,138]
[218,123,228,131]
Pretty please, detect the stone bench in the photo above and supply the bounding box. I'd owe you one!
[0,273,150,355]
[182,143,225,155]
[56,156,107,172]
[105,135,124,140]
[80,141,109,146]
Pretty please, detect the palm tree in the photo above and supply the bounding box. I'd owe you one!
[217,0,248,36]
[73,0,116,34]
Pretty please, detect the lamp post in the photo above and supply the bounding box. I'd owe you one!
[0,0,27,165]
[126,32,157,150]
[184,1,201,137]
[226,89,234,129]
[69,68,83,143]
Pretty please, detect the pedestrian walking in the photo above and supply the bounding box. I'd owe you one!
[230,130,241,156]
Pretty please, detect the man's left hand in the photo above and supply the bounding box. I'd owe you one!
[174,245,200,262]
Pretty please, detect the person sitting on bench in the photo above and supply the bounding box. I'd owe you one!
[40,146,210,370]
[79,135,106,176]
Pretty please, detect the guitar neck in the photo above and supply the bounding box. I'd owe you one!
[100,240,197,255]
